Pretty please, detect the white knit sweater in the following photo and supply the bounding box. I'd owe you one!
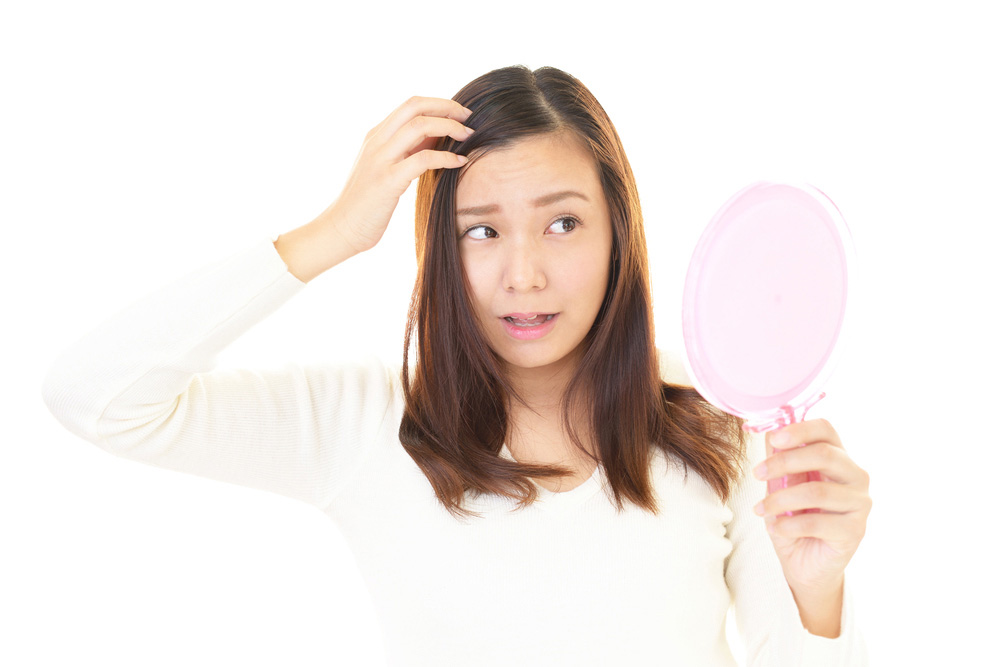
[42,238,867,666]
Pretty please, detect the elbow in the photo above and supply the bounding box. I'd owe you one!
[42,354,189,459]
[41,355,101,443]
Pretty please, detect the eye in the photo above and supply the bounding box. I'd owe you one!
[462,224,498,240]
[546,216,579,234]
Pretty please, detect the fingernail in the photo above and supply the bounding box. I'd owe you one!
[464,126,475,134]
[754,501,765,516]
[753,462,767,479]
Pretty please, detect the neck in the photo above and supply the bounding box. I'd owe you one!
[504,349,596,461]
[505,348,580,416]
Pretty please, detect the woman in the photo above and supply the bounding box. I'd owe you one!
[43,65,870,665]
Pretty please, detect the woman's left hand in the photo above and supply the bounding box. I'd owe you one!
[752,418,872,597]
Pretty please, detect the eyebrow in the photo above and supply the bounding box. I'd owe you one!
[456,190,590,217]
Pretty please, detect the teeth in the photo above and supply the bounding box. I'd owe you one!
[505,314,555,327]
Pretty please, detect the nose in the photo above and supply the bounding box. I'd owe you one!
[502,242,546,293]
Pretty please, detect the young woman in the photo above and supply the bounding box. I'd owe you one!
[43,65,870,665]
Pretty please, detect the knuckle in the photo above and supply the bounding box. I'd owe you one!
[410,115,431,133]
[800,514,820,534]
[416,149,436,166]
[812,483,830,504]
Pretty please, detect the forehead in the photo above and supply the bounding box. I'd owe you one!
[456,132,601,202]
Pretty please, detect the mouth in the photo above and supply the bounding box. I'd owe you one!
[501,313,557,327]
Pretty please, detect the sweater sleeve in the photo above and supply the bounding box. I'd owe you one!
[725,428,869,666]
[41,238,394,510]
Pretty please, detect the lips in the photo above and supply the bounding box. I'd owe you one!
[501,313,556,327]
[499,312,559,340]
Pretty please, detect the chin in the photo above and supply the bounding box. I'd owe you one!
[495,343,583,374]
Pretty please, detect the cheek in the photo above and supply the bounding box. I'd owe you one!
[556,245,611,302]
[460,252,495,312]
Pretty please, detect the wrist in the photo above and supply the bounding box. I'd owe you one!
[274,215,360,283]
[788,574,845,638]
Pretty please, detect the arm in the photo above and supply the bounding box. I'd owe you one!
[790,573,845,638]
[41,238,394,508]
[274,95,475,284]
[272,207,360,283]
[725,429,869,666]
[42,96,474,506]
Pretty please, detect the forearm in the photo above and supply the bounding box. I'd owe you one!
[789,574,845,638]
[273,206,361,283]
[42,240,304,444]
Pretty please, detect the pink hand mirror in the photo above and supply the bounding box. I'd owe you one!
[681,181,855,514]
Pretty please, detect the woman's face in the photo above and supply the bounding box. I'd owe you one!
[455,131,613,377]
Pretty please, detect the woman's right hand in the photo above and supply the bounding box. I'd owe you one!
[274,97,475,283]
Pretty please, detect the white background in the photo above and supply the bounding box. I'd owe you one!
[3,1,997,665]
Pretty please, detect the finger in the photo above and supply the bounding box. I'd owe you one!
[766,418,843,453]
[767,510,867,545]
[756,481,867,516]
[755,441,863,485]
[375,96,473,144]
[392,148,469,182]
[388,114,475,162]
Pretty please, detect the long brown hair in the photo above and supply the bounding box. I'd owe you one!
[400,65,745,520]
